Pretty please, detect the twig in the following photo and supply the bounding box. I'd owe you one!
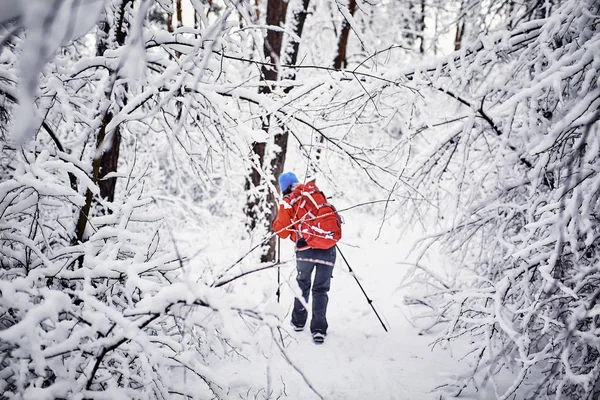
[336,199,395,213]
[213,261,290,287]
[270,326,324,399]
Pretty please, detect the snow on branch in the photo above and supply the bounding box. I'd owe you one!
[400,0,600,398]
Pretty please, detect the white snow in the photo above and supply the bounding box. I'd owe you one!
[169,207,513,399]
[3,0,598,397]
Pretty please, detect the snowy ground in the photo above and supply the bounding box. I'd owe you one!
[171,205,511,400]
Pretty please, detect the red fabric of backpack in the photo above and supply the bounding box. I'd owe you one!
[287,182,342,249]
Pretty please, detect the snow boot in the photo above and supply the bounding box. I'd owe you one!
[312,332,325,344]
[290,321,304,332]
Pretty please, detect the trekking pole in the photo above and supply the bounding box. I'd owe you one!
[335,245,388,332]
[276,237,281,303]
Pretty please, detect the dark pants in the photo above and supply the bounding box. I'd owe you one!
[291,246,336,334]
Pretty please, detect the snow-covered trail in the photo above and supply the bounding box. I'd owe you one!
[175,209,502,399]
[246,223,464,400]
[267,256,460,400]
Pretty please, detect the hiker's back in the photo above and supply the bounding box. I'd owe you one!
[288,182,342,250]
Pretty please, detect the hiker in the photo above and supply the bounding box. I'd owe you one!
[273,172,341,344]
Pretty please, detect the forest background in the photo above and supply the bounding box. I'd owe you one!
[0,0,599,398]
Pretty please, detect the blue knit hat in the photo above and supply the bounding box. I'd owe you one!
[278,172,299,192]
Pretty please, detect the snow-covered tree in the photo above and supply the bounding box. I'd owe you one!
[0,0,298,397]
[400,0,600,398]
[4,0,596,397]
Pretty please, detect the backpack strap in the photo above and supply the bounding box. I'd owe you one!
[287,187,341,242]
[283,193,309,239]
[301,190,321,209]
[288,189,319,206]
[287,189,318,241]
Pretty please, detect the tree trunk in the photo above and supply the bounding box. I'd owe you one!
[176,0,183,28]
[264,0,311,261]
[75,1,128,245]
[98,126,122,202]
[313,0,357,169]
[454,21,465,51]
[333,0,357,70]
[262,126,289,262]
[97,1,128,202]
[261,0,289,87]
[454,0,466,51]
[283,0,311,82]
[245,141,267,232]
[247,0,315,262]
[254,0,261,21]
[75,113,112,243]
[418,0,426,53]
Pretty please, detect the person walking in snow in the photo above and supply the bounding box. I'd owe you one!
[273,172,340,344]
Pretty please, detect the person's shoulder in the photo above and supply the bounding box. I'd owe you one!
[299,181,320,192]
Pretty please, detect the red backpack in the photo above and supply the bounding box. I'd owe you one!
[286,182,343,249]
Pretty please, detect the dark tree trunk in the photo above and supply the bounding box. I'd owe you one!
[247,0,312,262]
[246,115,290,262]
[167,11,173,32]
[254,0,261,21]
[245,141,267,232]
[176,0,183,28]
[418,0,426,53]
[98,126,122,203]
[175,0,184,57]
[283,0,311,81]
[454,0,466,51]
[97,1,128,202]
[264,0,311,261]
[75,1,128,245]
[314,0,357,168]
[260,0,289,88]
[76,113,112,243]
[454,21,465,51]
[262,127,289,261]
[333,0,357,70]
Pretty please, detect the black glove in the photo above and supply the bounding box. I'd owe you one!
[296,238,308,248]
